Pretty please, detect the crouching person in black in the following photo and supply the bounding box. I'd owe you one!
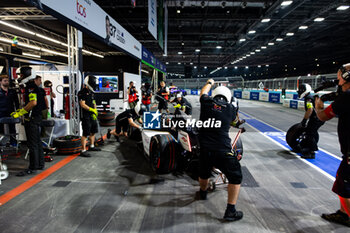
[171,93,192,115]
[198,79,243,221]
[316,63,350,227]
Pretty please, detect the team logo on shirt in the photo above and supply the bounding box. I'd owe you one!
[213,104,222,111]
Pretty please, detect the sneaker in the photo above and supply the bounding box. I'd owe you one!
[223,209,243,221]
[301,152,315,159]
[195,189,207,200]
[16,169,37,176]
[114,135,120,142]
[322,210,350,227]
[89,147,101,151]
[107,129,111,139]
[80,151,91,157]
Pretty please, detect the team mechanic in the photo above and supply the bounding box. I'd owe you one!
[315,63,350,227]
[297,83,325,159]
[12,68,46,176]
[171,93,192,115]
[107,103,144,141]
[198,79,243,221]
[78,75,101,158]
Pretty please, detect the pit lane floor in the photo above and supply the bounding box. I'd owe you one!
[0,96,348,233]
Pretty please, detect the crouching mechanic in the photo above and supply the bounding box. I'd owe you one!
[78,75,101,157]
[297,83,325,159]
[315,63,350,227]
[107,103,145,141]
[13,68,46,176]
[198,79,243,221]
[171,93,192,115]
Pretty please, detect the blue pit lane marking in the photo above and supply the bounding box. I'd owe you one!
[239,111,340,178]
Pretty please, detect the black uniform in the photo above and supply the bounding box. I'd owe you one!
[326,91,350,198]
[24,81,46,170]
[0,87,19,144]
[174,97,192,115]
[198,94,242,184]
[300,95,325,152]
[115,109,138,134]
[78,88,98,137]
[157,86,169,110]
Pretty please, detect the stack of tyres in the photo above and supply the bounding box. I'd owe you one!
[98,111,115,127]
[53,135,82,155]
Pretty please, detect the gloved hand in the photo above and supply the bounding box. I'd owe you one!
[139,126,144,132]
[89,107,98,116]
[301,118,307,127]
[174,104,181,109]
[91,114,97,121]
[181,106,186,111]
[10,108,28,118]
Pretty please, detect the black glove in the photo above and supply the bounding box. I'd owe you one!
[301,119,307,127]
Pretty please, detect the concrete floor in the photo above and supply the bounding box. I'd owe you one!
[0,96,348,233]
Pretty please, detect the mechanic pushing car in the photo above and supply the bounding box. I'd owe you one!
[107,102,145,141]
[197,78,243,222]
[297,83,325,159]
[170,93,192,115]
[78,75,101,158]
[13,67,47,176]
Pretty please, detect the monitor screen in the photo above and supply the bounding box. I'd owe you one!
[95,75,118,93]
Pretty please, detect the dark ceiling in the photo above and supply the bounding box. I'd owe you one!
[95,0,350,79]
[1,0,350,80]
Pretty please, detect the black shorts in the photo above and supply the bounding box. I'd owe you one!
[332,157,350,198]
[115,121,129,134]
[81,118,98,136]
[158,100,168,110]
[199,149,242,184]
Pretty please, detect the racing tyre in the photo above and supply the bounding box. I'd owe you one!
[149,134,179,174]
[98,111,115,121]
[53,135,82,155]
[128,127,142,141]
[286,123,305,152]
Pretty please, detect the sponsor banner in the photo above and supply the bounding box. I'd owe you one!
[148,0,157,40]
[298,100,304,110]
[242,91,250,99]
[141,46,166,72]
[259,92,269,101]
[234,90,242,99]
[191,89,198,95]
[286,93,294,99]
[250,91,260,100]
[282,99,290,107]
[290,100,298,109]
[39,0,141,59]
[269,93,281,103]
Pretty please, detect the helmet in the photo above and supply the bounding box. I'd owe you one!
[176,93,182,98]
[84,75,97,92]
[212,86,232,102]
[44,80,52,87]
[16,66,36,84]
[134,102,146,116]
[297,83,312,98]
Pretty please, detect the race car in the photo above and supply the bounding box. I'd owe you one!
[169,86,187,97]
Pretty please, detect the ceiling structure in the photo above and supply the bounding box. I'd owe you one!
[95,0,350,79]
[0,0,350,80]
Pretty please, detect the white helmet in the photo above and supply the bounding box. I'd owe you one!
[84,75,97,92]
[176,93,182,98]
[134,102,146,116]
[16,66,36,84]
[297,83,312,99]
[212,86,232,102]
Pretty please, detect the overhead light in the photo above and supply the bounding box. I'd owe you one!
[178,62,181,65]
[0,47,3,51]
[246,54,251,57]
[82,49,104,58]
[17,42,41,51]
[281,1,293,6]
[261,46,267,49]
[314,17,325,22]
[181,42,184,46]
[268,42,274,46]
[245,66,249,69]
[248,30,256,34]
[177,10,181,14]
[166,62,169,64]
[239,38,246,42]
[41,48,68,57]
[276,38,283,41]
[337,5,349,11]
[141,69,149,74]
[190,62,193,65]
[261,18,271,23]
[299,25,308,30]
[250,52,255,54]
[195,49,200,52]
[243,56,247,58]
[178,51,182,55]
[258,65,261,68]
[224,67,228,69]
[204,66,207,69]
[255,49,261,52]
[36,33,62,45]
[266,64,269,67]
[286,32,294,36]
[317,64,320,67]
[22,52,41,58]
[234,66,238,69]
[194,66,197,69]
[216,46,222,49]
[163,54,167,57]
[0,20,35,35]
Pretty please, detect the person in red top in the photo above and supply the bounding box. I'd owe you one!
[127,81,138,109]
[141,82,152,112]
[315,63,350,227]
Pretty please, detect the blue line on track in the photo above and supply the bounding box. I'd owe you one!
[240,111,340,178]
